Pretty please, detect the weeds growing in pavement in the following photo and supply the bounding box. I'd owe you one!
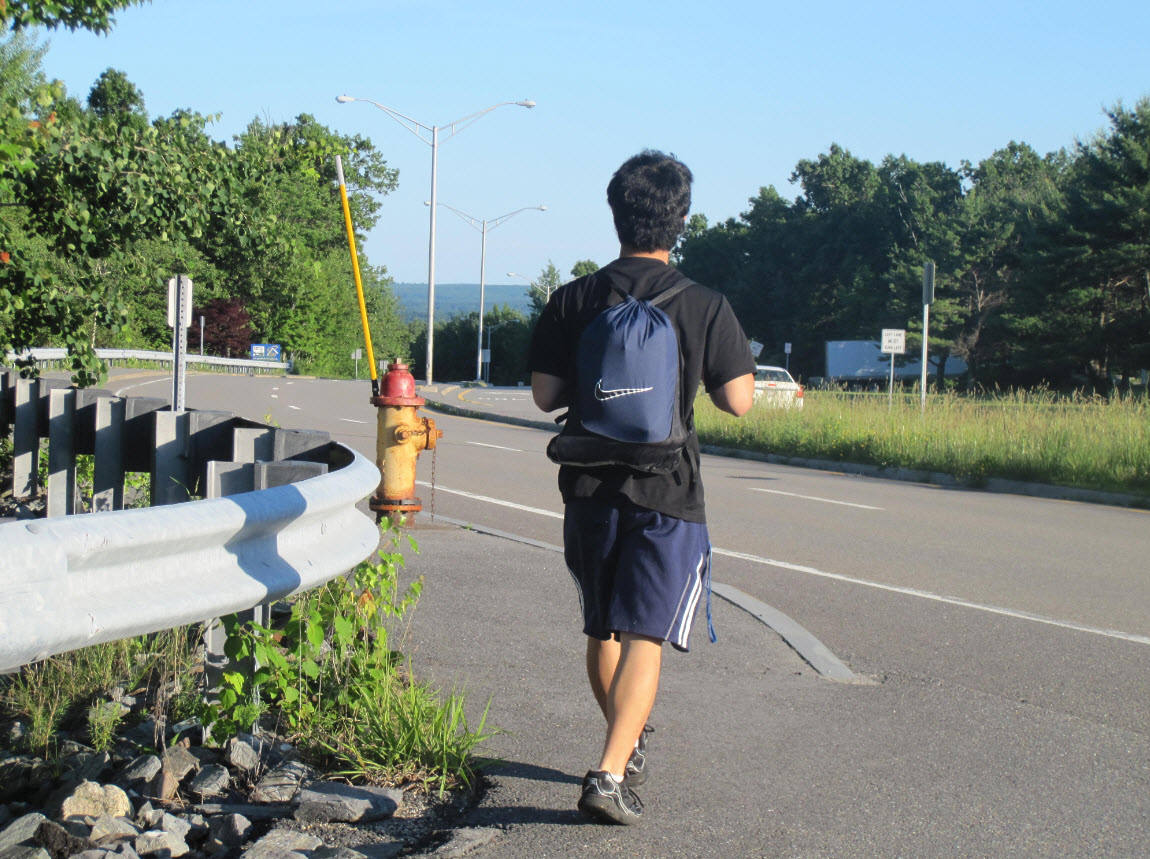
[200,516,499,795]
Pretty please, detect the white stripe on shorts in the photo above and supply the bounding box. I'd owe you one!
[670,551,706,649]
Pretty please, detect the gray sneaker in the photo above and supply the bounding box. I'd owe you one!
[578,770,643,825]
[624,724,654,787]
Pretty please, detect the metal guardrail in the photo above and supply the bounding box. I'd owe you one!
[0,370,381,673]
[7,348,290,373]
[0,449,380,673]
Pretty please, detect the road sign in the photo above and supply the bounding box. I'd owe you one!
[749,339,763,358]
[881,329,906,354]
[923,261,936,306]
[784,342,792,354]
[166,275,193,329]
[352,348,363,360]
[251,344,282,362]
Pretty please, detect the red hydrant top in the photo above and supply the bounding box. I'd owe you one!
[372,362,427,407]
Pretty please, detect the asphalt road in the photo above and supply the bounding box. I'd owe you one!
[109,370,1150,856]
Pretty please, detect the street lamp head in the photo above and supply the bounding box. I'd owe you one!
[538,205,547,211]
[335,95,355,104]
[516,100,536,109]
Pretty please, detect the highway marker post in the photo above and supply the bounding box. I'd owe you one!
[167,275,193,413]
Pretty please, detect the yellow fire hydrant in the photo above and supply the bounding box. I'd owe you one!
[370,362,442,519]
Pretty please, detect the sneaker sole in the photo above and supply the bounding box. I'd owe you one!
[578,793,642,825]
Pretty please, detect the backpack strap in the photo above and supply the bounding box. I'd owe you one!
[650,281,689,307]
[605,279,691,306]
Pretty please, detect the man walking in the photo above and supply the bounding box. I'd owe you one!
[528,150,756,824]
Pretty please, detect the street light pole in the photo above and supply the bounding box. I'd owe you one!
[336,95,536,385]
[508,270,555,305]
[431,202,545,380]
[485,320,511,384]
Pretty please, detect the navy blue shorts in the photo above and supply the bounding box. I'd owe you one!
[564,498,712,652]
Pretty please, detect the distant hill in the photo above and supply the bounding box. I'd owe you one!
[391,283,535,323]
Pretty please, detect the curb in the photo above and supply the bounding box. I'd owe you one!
[420,396,1150,510]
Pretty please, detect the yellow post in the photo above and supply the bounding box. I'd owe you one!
[335,154,378,387]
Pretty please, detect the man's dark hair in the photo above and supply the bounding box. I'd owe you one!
[606,150,693,252]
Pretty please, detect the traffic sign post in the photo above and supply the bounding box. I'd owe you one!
[353,348,363,379]
[784,341,792,372]
[921,262,935,414]
[166,275,193,413]
[881,328,906,410]
[749,339,763,359]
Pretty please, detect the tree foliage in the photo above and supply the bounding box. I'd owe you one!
[1,1,147,34]
[677,99,1150,392]
[0,36,409,383]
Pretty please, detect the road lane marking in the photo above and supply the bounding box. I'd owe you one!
[416,481,1149,647]
[415,481,562,519]
[712,548,1150,646]
[271,394,279,398]
[467,442,523,452]
[288,405,301,410]
[750,488,883,510]
[340,418,369,424]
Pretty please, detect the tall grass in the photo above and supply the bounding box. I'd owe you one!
[695,388,1150,495]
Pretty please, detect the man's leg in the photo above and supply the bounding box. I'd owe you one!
[596,633,663,777]
[586,635,620,720]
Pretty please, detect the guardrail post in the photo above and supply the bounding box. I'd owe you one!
[13,378,39,498]
[94,397,126,512]
[234,427,273,463]
[0,370,11,434]
[153,411,191,505]
[47,389,77,517]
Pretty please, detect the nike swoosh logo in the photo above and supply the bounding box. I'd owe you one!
[595,380,654,401]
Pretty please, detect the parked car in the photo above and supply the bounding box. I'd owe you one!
[753,365,804,409]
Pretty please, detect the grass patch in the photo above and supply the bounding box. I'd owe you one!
[200,516,498,795]
[695,387,1150,496]
[0,627,201,756]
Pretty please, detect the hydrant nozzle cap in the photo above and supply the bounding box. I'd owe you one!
[372,361,426,407]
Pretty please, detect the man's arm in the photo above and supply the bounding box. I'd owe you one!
[709,373,755,417]
[531,371,568,413]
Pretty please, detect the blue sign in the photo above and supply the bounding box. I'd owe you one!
[251,343,282,362]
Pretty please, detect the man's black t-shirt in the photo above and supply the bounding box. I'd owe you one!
[527,256,755,523]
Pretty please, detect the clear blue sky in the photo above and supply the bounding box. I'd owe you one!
[42,0,1150,289]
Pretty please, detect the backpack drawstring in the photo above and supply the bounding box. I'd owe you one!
[705,542,717,643]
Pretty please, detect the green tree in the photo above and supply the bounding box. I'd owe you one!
[86,67,146,124]
[570,258,599,278]
[1046,98,1150,389]
[2,1,146,33]
[0,28,46,107]
[526,259,563,316]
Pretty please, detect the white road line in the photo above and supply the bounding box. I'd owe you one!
[288,405,301,410]
[712,548,1150,646]
[113,378,168,396]
[467,442,523,452]
[751,487,883,510]
[416,481,1149,646]
[340,418,369,424]
[415,481,563,519]
[271,394,278,399]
